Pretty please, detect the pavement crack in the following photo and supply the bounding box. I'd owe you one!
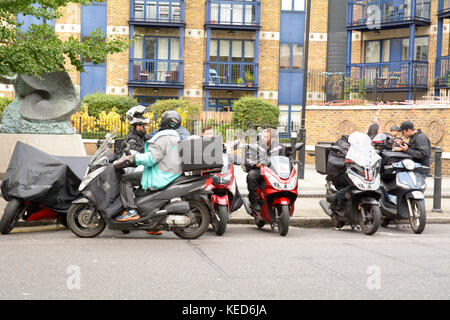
[187,241,231,280]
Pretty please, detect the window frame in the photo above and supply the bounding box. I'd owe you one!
[279,42,304,70]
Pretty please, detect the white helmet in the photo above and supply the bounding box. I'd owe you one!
[126,105,150,126]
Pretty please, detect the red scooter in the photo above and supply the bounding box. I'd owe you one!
[208,147,243,236]
[243,143,303,236]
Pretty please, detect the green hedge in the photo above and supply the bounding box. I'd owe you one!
[149,99,201,120]
[82,93,138,118]
[231,96,279,127]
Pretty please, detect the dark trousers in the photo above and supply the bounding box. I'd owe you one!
[247,168,262,204]
[120,167,143,210]
[332,174,350,207]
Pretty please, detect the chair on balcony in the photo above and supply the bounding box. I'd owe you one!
[209,69,225,85]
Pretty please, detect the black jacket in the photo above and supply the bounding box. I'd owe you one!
[125,129,149,153]
[326,135,350,185]
[405,129,431,166]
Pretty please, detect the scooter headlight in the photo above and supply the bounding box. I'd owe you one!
[402,159,415,171]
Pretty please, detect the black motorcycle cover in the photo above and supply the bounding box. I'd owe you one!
[1,142,90,213]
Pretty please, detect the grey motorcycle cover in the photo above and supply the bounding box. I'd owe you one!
[1,142,90,213]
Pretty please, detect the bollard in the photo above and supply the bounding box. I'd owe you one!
[432,146,443,213]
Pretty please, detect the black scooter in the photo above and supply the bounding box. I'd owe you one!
[319,134,382,235]
[373,135,428,234]
[67,135,215,239]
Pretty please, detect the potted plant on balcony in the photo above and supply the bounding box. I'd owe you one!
[237,77,244,86]
[434,76,443,87]
[244,71,254,87]
[358,18,366,25]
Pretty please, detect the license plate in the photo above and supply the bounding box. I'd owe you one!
[412,191,424,199]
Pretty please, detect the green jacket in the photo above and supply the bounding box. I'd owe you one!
[134,129,182,190]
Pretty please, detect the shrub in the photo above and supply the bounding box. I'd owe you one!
[148,99,202,122]
[231,96,279,127]
[0,96,14,120]
[82,93,138,118]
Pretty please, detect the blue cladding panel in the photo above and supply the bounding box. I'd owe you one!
[81,65,107,97]
[390,39,403,62]
[280,12,305,43]
[278,72,303,104]
[80,2,107,98]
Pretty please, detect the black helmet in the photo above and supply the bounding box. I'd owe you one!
[160,110,182,130]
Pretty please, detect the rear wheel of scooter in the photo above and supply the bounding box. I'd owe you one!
[215,205,229,236]
[173,200,210,240]
[278,205,290,237]
[67,204,106,238]
[359,205,381,236]
[0,198,26,234]
[409,199,426,234]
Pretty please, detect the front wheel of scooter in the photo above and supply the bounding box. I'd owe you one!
[278,205,290,237]
[0,198,26,235]
[409,199,426,234]
[359,205,381,236]
[173,200,210,240]
[67,203,106,238]
[215,205,229,236]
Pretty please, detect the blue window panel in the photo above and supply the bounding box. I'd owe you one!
[280,12,305,44]
[390,38,403,62]
[81,2,107,36]
[278,72,303,105]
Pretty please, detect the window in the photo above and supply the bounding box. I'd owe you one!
[280,43,303,70]
[365,41,380,63]
[209,39,255,63]
[208,98,237,112]
[400,37,429,61]
[382,40,390,62]
[282,0,305,11]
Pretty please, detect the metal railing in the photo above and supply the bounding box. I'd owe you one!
[347,61,428,89]
[438,0,450,15]
[347,0,431,28]
[205,61,258,87]
[130,59,183,85]
[435,56,450,89]
[205,0,261,27]
[131,0,184,24]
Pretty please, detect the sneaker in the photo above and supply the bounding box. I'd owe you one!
[146,230,163,235]
[115,209,140,222]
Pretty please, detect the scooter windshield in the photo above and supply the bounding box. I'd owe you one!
[269,156,291,180]
[346,132,381,167]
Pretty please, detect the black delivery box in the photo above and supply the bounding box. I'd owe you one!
[179,136,224,172]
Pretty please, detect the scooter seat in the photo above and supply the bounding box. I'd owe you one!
[134,175,193,197]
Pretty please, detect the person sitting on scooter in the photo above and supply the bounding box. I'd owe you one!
[113,110,183,222]
[326,134,351,210]
[246,128,285,212]
[393,121,431,177]
[124,105,150,153]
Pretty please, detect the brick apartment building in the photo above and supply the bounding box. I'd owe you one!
[1,0,450,124]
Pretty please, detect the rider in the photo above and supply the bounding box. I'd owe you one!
[114,110,183,222]
[246,128,285,212]
[123,105,150,153]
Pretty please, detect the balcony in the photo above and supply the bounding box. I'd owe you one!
[129,0,185,27]
[347,61,428,91]
[129,59,183,88]
[438,0,450,18]
[435,56,450,89]
[204,62,258,90]
[347,0,430,31]
[205,0,261,30]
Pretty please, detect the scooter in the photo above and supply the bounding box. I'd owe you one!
[243,142,303,236]
[372,134,428,234]
[319,132,382,235]
[208,141,243,236]
[67,134,216,239]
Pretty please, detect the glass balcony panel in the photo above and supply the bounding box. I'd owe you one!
[207,1,260,27]
[132,0,183,24]
[206,62,257,87]
[131,59,182,85]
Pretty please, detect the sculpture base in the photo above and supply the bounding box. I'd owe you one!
[0,134,87,178]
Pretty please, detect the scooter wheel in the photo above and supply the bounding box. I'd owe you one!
[67,203,106,238]
[215,205,229,236]
[173,200,210,240]
[0,198,26,235]
[409,199,426,234]
[359,204,381,236]
[278,205,290,236]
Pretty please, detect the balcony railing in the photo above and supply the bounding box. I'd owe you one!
[435,56,450,88]
[205,61,258,88]
[438,0,450,17]
[205,0,261,29]
[347,0,430,30]
[129,59,183,86]
[130,0,184,25]
[347,61,428,90]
